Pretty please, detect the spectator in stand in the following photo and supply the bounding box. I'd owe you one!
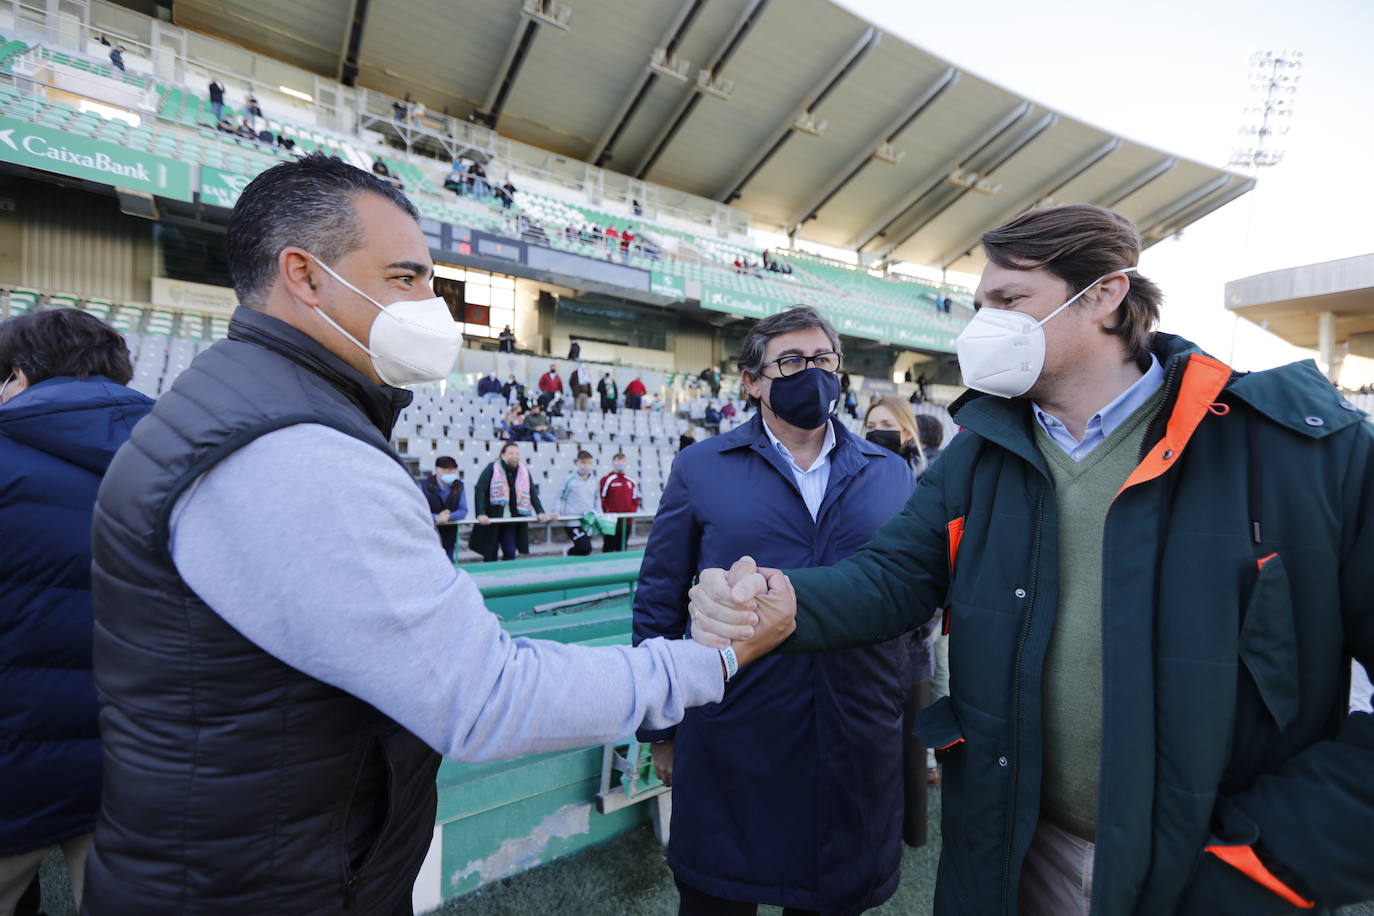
[109,46,126,72]
[703,402,721,432]
[498,180,517,210]
[914,413,944,469]
[476,372,503,401]
[246,95,263,119]
[721,400,737,420]
[599,453,640,552]
[844,387,859,419]
[371,159,403,191]
[557,451,598,556]
[624,376,647,410]
[444,159,468,195]
[208,79,225,122]
[391,94,410,122]
[498,325,516,353]
[863,395,927,480]
[501,373,520,403]
[733,257,744,275]
[235,119,257,141]
[277,134,298,155]
[591,225,604,243]
[568,339,581,361]
[620,228,634,259]
[632,199,643,216]
[499,405,527,442]
[538,363,564,399]
[468,161,487,198]
[701,366,721,398]
[514,384,533,413]
[419,457,467,563]
[216,114,235,135]
[0,309,153,916]
[571,362,593,412]
[470,442,551,562]
[523,403,556,443]
[547,394,566,418]
[914,372,929,403]
[597,371,618,413]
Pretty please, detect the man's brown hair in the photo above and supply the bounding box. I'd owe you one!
[980,204,1162,369]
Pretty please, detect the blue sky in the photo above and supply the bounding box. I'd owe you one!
[837,0,1374,379]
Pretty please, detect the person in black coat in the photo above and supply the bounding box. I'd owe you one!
[596,372,617,413]
[0,309,153,912]
[418,457,467,562]
[468,442,551,562]
[568,338,581,361]
[498,326,516,353]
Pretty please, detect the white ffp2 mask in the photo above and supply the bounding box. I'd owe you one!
[956,268,1137,399]
[307,254,461,388]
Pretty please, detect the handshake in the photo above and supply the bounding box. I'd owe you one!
[688,556,800,669]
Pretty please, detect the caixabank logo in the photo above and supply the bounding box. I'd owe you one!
[0,116,193,200]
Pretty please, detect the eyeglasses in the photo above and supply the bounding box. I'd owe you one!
[761,351,842,377]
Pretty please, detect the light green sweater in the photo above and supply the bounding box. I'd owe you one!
[1034,385,1164,841]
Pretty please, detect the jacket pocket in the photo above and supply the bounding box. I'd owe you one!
[340,737,396,905]
[1240,553,1300,732]
[914,695,964,758]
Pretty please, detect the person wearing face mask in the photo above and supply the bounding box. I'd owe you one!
[633,307,916,916]
[0,309,152,916]
[863,395,927,479]
[470,441,552,562]
[557,450,599,556]
[85,155,799,916]
[420,456,468,562]
[687,204,1374,916]
[598,453,641,553]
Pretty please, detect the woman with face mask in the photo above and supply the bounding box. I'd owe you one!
[863,395,928,480]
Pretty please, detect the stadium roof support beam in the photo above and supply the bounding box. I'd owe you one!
[633,0,772,180]
[475,15,542,130]
[714,26,880,203]
[336,0,371,87]
[785,66,959,234]
[873,111,1058,262]
[587,0,705,168]
[1137,174,1237,242]
[1097,156,1178,208]
[851,101,1031,252]
[1142,176,1255,244]
[934,137,1122,269]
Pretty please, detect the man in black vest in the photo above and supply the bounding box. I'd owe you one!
[419,456,467,561]
[85,154,796,915]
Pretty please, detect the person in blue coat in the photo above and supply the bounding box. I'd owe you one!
[0,308,152,912]
[634,307,915,916]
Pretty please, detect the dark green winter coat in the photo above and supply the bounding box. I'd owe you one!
[784,333,1374,915]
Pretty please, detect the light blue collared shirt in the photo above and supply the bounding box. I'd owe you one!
[1034,354,1164,462]
[762,417,837,521]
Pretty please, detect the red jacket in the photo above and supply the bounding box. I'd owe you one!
[626,378,647,396]
[599,472,639,513]
[538,372,563,395]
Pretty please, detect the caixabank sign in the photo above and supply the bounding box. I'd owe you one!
[0,116,193,201]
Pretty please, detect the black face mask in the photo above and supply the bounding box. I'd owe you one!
[865,429,904,455]
[765,368,840,430]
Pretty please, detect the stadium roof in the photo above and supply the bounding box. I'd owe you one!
[167,0,1253,273]
[1226,253,1374,350]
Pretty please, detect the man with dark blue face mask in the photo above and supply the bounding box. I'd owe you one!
[633,306,917,915]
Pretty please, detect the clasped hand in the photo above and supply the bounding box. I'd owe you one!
[688,556,797,668]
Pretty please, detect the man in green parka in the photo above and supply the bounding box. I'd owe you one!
[687,204,1374,915]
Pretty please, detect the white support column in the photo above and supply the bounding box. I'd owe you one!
[1317,310,1337,380]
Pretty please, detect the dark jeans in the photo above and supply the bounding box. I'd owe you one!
[600,398,617,413]
[480,525,519,562]
[625,393,642,410]
[674,877,819,916]
[602,518,631,553]
[437,525,457,562]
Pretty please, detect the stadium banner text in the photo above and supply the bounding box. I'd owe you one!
[0,117,193,201]
[700,285,790,319]
[151,277,238,316]
[650,271,686,300]
[199,166,254,209]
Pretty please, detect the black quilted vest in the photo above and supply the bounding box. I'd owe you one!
[84,307,439,915]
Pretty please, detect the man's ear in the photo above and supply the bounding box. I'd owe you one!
[278,247,323,309]
[1091,273,1132,330]
[741,370,765,401]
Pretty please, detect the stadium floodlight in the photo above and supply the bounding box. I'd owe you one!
[791,112,828,137]
[279,85,313,102]
[649,48,691,82]
[697,71,734,101]
[522,0,572,30]
[872,142,905,165]
[1228,49,1301,171]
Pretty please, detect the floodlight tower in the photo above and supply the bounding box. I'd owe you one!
[1228,50,1302,171]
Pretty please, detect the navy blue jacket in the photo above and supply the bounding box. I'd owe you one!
[0,376,152,855]
[634,414,914,914]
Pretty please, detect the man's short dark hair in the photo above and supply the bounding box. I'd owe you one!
[980,204,1162,369]
[226,153,419,309]
[0,308,133,385]
[915,414,944,451]
[576,450,593,461]
[435,456,457,469]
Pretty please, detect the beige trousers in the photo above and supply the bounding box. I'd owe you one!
[0,831,93,916]
[1019,818,1094,916]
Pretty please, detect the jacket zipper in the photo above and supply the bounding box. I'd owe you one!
[343,743,396,909]
[1136,358,1184,464]
[1001,482,1046,914]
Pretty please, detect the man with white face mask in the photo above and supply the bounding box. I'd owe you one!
[686,205,1374,915]
[83,155,796,916]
